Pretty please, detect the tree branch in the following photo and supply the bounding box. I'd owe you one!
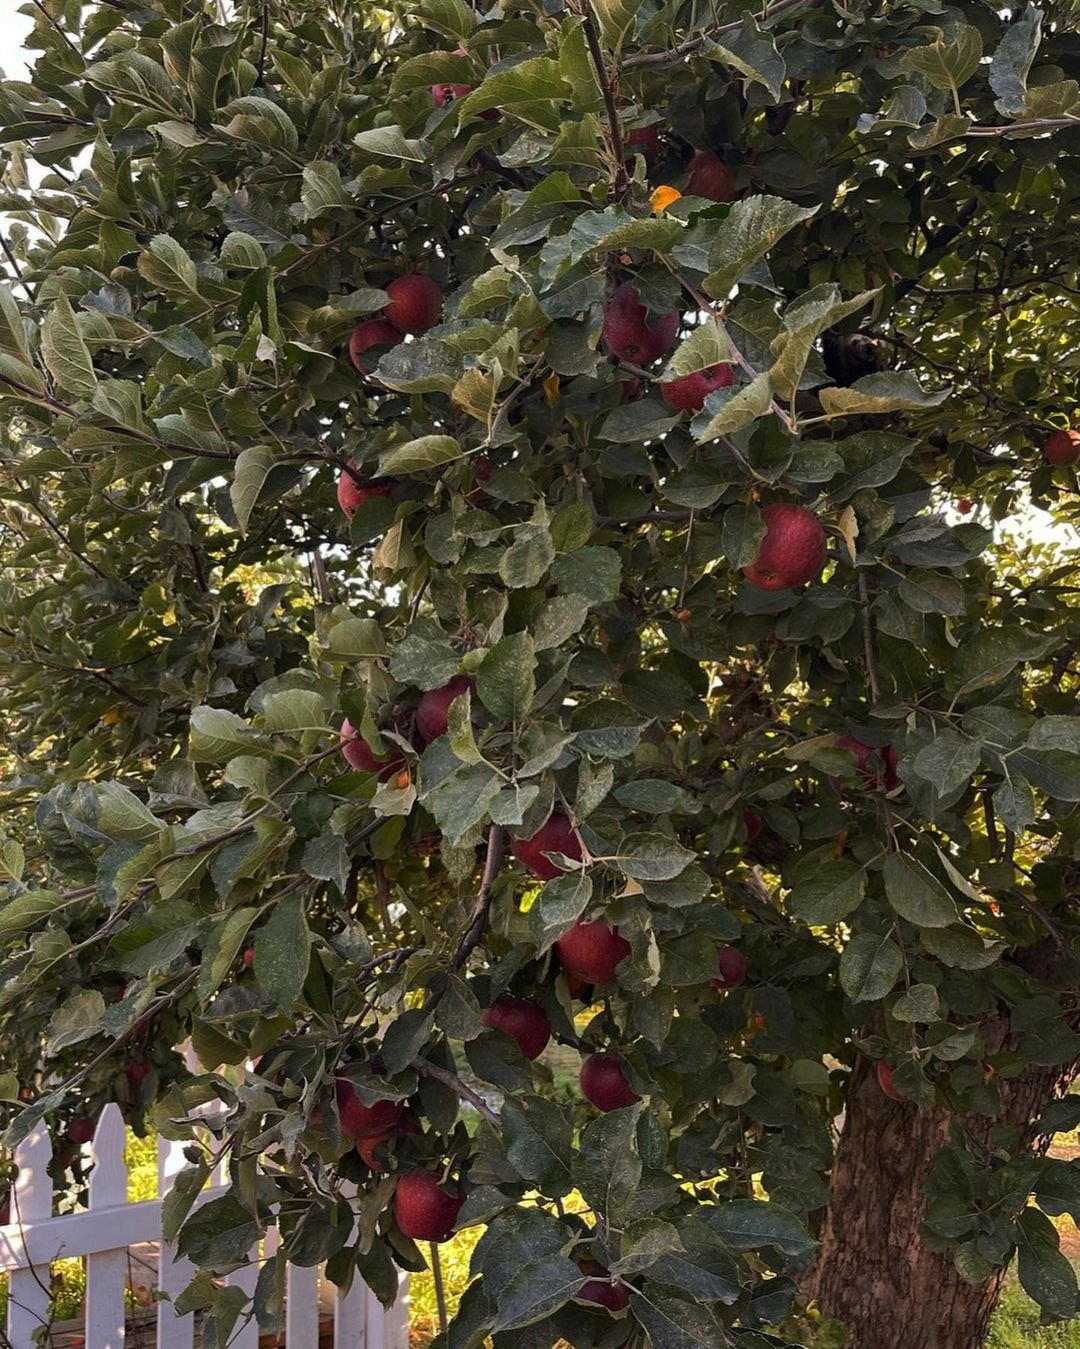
[621,0,819,69]
[414,1059,500,1128]
[450,824,504,972]
[579,1,628,198]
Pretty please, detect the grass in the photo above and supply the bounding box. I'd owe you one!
[988,1284,1080,1348]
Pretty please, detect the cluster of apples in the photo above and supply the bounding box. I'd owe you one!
[347,272,443,375]
[339,674,474,776]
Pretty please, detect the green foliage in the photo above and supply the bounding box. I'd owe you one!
[2,0,1080,1343]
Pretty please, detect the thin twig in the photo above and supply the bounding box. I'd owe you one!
[414,1060,500,1128]
[579,1,628,197]
[0,237,35,302]
[622,0,819,69]
[450,824,504,972]
[857,572,881,703]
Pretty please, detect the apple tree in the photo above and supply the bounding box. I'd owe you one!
[2,1,1080,1347]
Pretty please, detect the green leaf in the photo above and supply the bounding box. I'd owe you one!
[533,595,590,651]
[702,1198,816,1257]
[177,1194,260,1271]
[528,871,592,952]
[477,632,536,722]
[629,1291,727,1349]
[819,371,949,418]
[137,234,202,297]
[551,547,621,602]
[788,860,866,925]
[96,782,164,841]
[588,0,640,55]
[501,1095,574,1190]
[913,731,981,797]
[189,707,272,762]
[720,503,765,569]
[920,924,1005,970]
[706,15,786,100]
[499,525,555,589]
[694,372,774,439]
[613,780,698,815]
[1016,1207,1079,1319]
[41,294,98,399]
[299,161,350,217]
[261,689,326,734]
[769,285,877,401]
[254,892,310,1012]
[427,763,501,844]
[990,6,1043,116]
[901,25,983,94]
[574,1105,643,1227]
[606,832,695,881]
[702,195,818,300]
[459,59,571,131]
[893,983,940,1023]
[379,435,461,476]
[839,931,903,1001]
[230,445,276,536]
[46,989,106,1052]
[883,854,959,928]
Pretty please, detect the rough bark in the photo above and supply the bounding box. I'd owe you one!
[809,969,1079,1349]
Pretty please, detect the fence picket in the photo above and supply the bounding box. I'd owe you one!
[334,1274,367,1349]
[285,1261,320,1349]
[156,1134,196,1349]
[225,1252,260,1349]
[7,1121,53,1348]
[85,1104,129,1348]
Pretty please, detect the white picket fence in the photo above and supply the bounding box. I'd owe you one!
[0,1104,409,1348]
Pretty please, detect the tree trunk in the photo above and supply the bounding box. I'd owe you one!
[808,1043,1078,1349]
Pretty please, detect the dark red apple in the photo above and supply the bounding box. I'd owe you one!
[626,126,663,167]
[337,467,393,519]
[511,813,583,881]
[742,503,827,590]
[743,809,762,843]
[415,675,475,743]
[555,919,630,984]
[384,274,442,335]
[877,1061,903,1101]
[578,1258,631,1312]
[1043,428,1080,466]
[356,1114,421,1172]
[482,995,551,1060]
[659,363,736,412]
[602,283,680,365]
[66,1116,96,1146]
[394,1170,465,1242]
[347,317,401,374]
[833,735,899,792]
[712,946,748,990]
[126,1060,151,1090]
[580,1053,640,1112]
[956,498,974,515]
[466,453,494,504]
[335,1079,404,1139]
[339,717,405,776]
[685,150,737,203]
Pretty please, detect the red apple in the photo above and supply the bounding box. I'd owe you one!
[833,735,899,792]
[347,317,401,374]
[626,126,663,167]
[126,1060,151,1090]
[712,946,748,990]
[511,813,583,881]
[242,947,255,968]
[393,1170,465,1242]
[578,1258,631,1312]
[742,503,827,590]
[659,363,736,412]
[335,1079,404,1139]
[580,1052,640,1112]
[339,717,405,776]
[415,675,475,743]
[1043,428,1080,466]
[956,498,973,515]
[432,81,472,107]
[555,919,630,984]
[66,1116,96,1146]
[384,274,442,335]
[482,995,551,1060]
[686,150,737,203]
[465,453,494,505]
[877,1061,903,1101]
[602,283,680,365]
[356,1114,421,1172]
[337,467,393,519]
[743,809,762,843]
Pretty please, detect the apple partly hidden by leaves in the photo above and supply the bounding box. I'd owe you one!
[577,1258,631,1312]
[356,1114,421,1173]
[482,994,551,1060]
[66,1115,96,1146]
[602,283,680,365]
[685,149,737,203]
[877,1061,903,1101]
[625,125,663,167]
[510,811,583,880]
[339,717,405,776]
[415,675,475,743]
[580,1052,641,1112]
[555,918,630,984]
[337,468,393,519]
[242,946,255,968]
[1043,428,1080,466]
[383,274,442,335]
[335,1078,405,1139]
[431,81,472,107]
[833,734,900,792]
[393,1170,465,1242]
[743,808,763,843]
[742,503,828,590]
[347,317,401,374]
[659,362,737,412]
[712,946,749,990]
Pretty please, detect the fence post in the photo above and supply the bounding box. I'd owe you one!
[7,1122,52,1347]
[156,1133,196,1349]
[85,1103,129,1347]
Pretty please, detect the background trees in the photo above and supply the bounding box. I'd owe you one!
[2,1,1080,1346]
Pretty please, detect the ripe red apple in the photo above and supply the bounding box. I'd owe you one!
[742,503,827,590]
[685,150,737,203]
[602,283,680,365]
[626,126,663,167]
[1043,428,1080,466]
[347,317,401,374]
[393,1170,465,1242]
[555,919,630,984]
[743,809,762,843]
[339,717,405,776]
[415,675,475,743]
[482,995,551,1060]
[466,453,494,505]
[67,1116,96,1146]
[712,946,748,990]
[877,1061,903,1101]
[620,376,644,403]
[580,1052,641,1112]
[566,972,593,1002]
[337,467,393,519]
[242,947,255,969]
[578,1258,631,1311]
[432,81,472,107]
[833,735,900,792]
[511,813,583,880]
[126,1060,151,1090]
[659,363,736,412]
[956,498,974,515]
[335,1079,404,1139]
[356,1114,421,1172]
[384,274,442,335]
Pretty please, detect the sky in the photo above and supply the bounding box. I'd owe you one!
[0,4,31,79]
